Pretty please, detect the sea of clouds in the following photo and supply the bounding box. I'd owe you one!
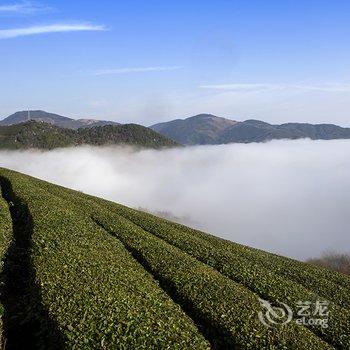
[1,139,349,260]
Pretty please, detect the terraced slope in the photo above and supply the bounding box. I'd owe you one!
[0,168,349,349]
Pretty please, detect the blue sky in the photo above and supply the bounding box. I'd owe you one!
[1,0,350,125]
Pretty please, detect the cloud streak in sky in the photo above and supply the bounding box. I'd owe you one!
[0,23,107,39]
[200,83,279,92]
[92,66,182,76]
[0,1,52,15]
[200,83,350,93]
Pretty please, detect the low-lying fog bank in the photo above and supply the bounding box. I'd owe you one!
[1,139,349,260]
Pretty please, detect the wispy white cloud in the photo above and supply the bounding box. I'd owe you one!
[0,1,52,15]
[295,84,350,93]
[0,23,107,39]
[92,66,182,76]
[199,83,350,93]
[200,83,280,92]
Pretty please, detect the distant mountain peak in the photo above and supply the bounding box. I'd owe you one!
[187,113,219,119]
[151,114,238,145]
[0,110,119,130]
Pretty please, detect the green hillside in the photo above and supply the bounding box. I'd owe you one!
[0,168,349,349]
[0,121,179,150]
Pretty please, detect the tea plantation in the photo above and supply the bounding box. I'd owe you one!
[0,167,349,349]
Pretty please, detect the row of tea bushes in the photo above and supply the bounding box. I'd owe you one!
[0,186,12,349]
[91,209,332,350]
[0,169,210,349]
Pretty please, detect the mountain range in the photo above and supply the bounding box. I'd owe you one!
[150,114,350,145]
[1,110,350,148]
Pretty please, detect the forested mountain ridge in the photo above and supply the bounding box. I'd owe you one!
[0,121,179,149]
